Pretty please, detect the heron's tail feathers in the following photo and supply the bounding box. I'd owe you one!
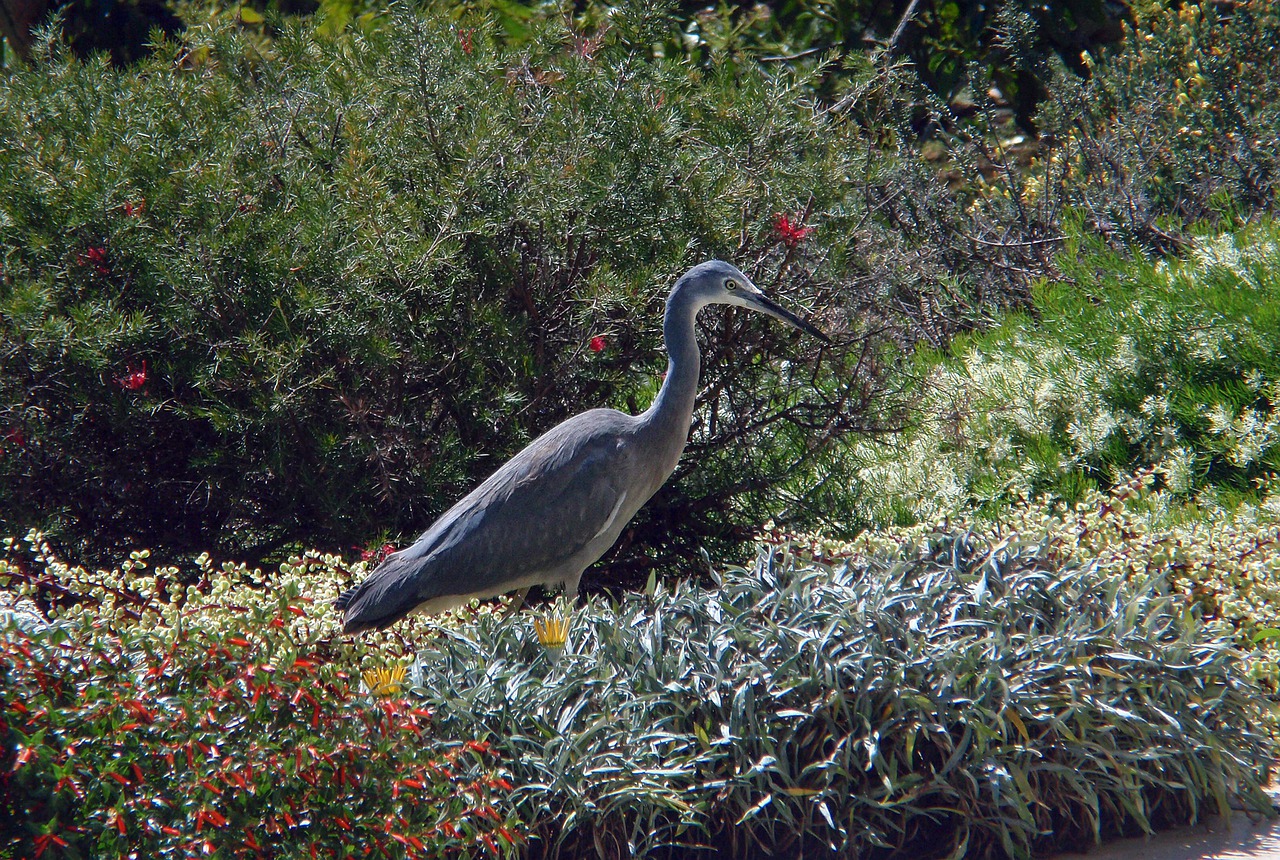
[336,553,425,634]
[333,585,359,613]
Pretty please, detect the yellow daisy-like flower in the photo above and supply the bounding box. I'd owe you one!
[362,664,408,696]
[534,615,569,661]
[534,615,569,648]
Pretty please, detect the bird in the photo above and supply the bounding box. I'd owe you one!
[336,260,829,633]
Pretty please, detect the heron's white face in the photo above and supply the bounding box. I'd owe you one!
[716,270,766,309]
[676,260,829,342]
[714,268,829,342]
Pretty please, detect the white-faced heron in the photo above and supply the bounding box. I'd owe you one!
[336,260,828,633]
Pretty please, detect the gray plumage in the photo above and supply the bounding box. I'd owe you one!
[336,260,828,633]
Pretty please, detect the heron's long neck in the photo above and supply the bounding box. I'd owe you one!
[638,287,701,472]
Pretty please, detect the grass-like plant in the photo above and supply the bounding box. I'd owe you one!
[410,530,1276,859]
[841,468,1280,689]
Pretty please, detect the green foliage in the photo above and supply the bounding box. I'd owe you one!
[2,481,1278,858]
[0,566,516,858]
[12,0,1128,132]
[845,222,1280,526]
[668,0,1122,126]
[410,531,1275,859]
[843,469,1280,685]
[1037,0,1280,248]
[0,8,904,571]
[5,0,1279,576]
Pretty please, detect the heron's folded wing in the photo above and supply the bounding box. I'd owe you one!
[400,413,641,598]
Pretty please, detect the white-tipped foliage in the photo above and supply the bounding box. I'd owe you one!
[844,225,1280,528]
[411,531,1275,859]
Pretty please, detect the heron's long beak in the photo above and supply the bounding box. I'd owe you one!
[750,292,831,344]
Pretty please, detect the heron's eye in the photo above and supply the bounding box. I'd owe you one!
[725,279,739,292]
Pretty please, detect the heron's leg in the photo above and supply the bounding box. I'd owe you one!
[563,572,584,609]
[502,587,532,618]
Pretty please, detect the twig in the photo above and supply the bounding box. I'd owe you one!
[760,45,829,63]
[963,233,1065,248]
[885,0,923,56]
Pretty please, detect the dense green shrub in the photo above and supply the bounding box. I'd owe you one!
[5,0,1278,574]
[977,0,1280,258]
[0,560,517,858]
[668,0,1124,130]
[7,0,1126,126]
[408,529,1276,859]
[0,6,911,570]
[856,0,1280,281]
[1038,0,1280,247]
[843,222,1280,527]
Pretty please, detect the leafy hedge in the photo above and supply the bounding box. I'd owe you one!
[843,222,1280,528]
[5,0,1279,571]
[0,549,516,858]
[0,7,911,572]
[409,526,1276,859]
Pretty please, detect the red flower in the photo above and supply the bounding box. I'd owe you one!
[589,335,606,353]
[78,245,110,275]
[773,213,814,248]
[456,27,474,55]
[1,426,24,459]
[360,543,396,564]
[117,360,147,391]
[574,32,605,60]
[123,199,146,217]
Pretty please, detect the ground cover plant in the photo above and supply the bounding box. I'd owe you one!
[0,542,518,858]
[409,514,1277,859]
[839,221,1280,530]
[844,470,1280,686]
[5,471,1279,858]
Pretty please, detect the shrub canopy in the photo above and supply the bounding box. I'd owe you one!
[0,8,906,570]
[4,0,1280,575]
[840,222,1280,528]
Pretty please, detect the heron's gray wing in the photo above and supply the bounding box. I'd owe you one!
[408,411,639,594]
[339,410,639,630]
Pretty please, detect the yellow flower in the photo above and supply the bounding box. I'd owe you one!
[534,615,570,658]
[363,664,408,696]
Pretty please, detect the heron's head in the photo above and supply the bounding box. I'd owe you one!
[677,260,830,343]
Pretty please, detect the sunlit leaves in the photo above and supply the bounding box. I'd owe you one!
[0,549,518,858]
[410,526,1275,858]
